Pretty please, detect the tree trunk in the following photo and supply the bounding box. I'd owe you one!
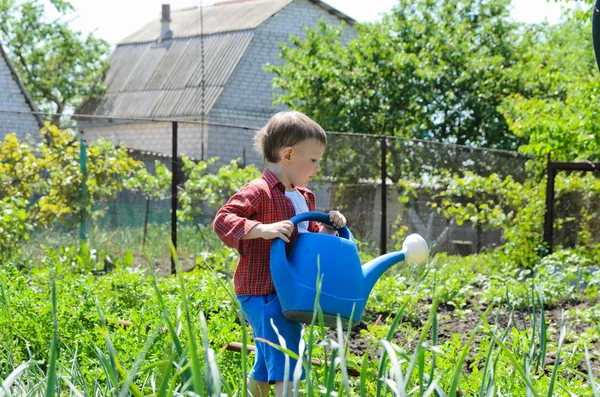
[51,102,65,127]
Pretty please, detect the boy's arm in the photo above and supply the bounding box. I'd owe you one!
[213,184,263,252]
[243,222,294,242]
[213,184,295,253]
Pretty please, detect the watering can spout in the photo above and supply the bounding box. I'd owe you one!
[362,234,429,296]
[362,251,406,295]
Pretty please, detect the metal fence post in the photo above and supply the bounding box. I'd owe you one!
[79,138,87,243]
[380,137,387,255]
[543,159,556,254]
[171,121,178,275]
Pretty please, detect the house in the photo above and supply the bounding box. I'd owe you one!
[0,43,43,141]
[78,0,357,167]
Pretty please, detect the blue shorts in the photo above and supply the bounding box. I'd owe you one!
[238,293,305,384]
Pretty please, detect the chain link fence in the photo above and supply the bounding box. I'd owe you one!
[1,110,541,268]
[546,164,600,251]
[320,132,533,256]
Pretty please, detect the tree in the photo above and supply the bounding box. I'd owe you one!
[0,125,141,261]
[0,133,43,200]
[268,0,527,150]
[501,10,600,163]
[414,10,600,263]
[0,0,109,125]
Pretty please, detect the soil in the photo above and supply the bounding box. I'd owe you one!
[138,257,600,377]
[133,253,199,276]
[326,294,600,377]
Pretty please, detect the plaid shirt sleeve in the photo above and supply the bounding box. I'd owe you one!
[213,182,263,255]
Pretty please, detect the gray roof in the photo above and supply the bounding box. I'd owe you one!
[0,43,44,127]
[120,0,354,44]
[79,0,354,120]
[79,31,253,118]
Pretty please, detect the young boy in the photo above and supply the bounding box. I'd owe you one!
[213,111,346,396]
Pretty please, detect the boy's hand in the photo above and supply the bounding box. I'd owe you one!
[256,221,294,242]
[326,210,346,229]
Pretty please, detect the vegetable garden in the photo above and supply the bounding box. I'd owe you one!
[1,0,600,395]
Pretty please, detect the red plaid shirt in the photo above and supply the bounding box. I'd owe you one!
[213,168,323,296]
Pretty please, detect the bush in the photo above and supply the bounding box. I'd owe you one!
[0,197,32,264]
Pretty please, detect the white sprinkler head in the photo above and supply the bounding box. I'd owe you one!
[402,234,429,264]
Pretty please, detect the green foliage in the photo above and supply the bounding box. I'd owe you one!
[0,0,109,124]
[269,0,525,149]
[35,123,142,227]
[422,165,600,267]
[178,158,260,223]
[272,0,598,271]
[0,197,32,263]
[389,167,545,267]
[501,14,600,162]
[0,125,142,232]
[124,161,171,201]
[1,243,599,396]
[430,171,523,229]
[0,133,43,200]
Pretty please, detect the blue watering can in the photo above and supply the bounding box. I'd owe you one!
[270,212,429,327]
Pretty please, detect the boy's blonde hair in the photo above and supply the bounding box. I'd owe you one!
[254,111,327,163]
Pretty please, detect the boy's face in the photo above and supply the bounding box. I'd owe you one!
[283,139,325,188]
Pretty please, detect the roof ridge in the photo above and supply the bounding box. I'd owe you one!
[119,0,354,45]
[213,0,262,6]
[171,6,198,13]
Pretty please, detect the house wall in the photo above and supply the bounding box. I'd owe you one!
[206,0,357,168]
[78,0,356,165]
[80,121,205,159]
[0,54,41,142]
[205,123,262,168]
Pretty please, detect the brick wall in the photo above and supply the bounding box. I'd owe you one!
[206,123,262,168]
[80,121,205,159]
[0,53,41,142]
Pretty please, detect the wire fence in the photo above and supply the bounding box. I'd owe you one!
[320,133,533,256]
[545,163,600,252]
[0,109,543,270]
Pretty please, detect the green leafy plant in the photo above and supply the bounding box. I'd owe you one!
[35,123,142,228]
[178,157,260,225]
[0,197,32,263]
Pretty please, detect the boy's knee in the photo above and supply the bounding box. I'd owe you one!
[274,381,294,397]
[247,378,270,397]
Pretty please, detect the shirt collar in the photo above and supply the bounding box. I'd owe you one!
[262,168,310,195]
[262,168,287,193]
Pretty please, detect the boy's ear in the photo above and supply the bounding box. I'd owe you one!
[282,146,293,163]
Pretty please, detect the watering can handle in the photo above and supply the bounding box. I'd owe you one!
[289,212,353,241]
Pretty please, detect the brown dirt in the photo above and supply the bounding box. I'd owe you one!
[132,253,199,276]
[134,257,600,377]
[325,296,600,377]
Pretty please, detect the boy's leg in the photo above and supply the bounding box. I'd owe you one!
[248,378,270,397]
[261,295,304,383]
[274,381,293,397]
[239,293,304,385]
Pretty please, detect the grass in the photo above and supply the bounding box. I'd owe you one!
[1,257,599,396]
[2,231,600,396]
[24,223,224,264]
